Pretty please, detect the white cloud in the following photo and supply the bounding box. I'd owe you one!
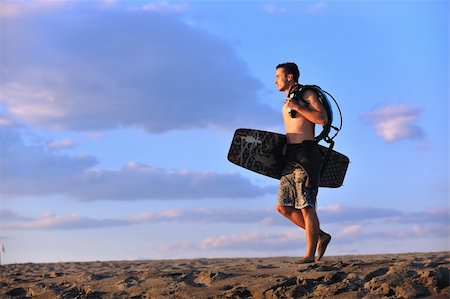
[336,224,363,237]
[69,167,269,201]
[172,221,449,253]
[0,128,98,199]
[2,208,273,230]
[406,223,450,238]
[197,229,302,251]
[6,213,129,230]
[0,0,65,18]
[317,204,402,223]
[318,203,344,213]
[129,208,273,224]
[47,138,76,150]
[0,4,277,133]
[363,104,425,142]
[199,231,261,249]
[389,209,449,224]
[20,214,82,229]
[3,205,448,260]
[6,205,447,230]
[142,1,188,14]
[263,4,287,15]
[0,128,272,201]
[128,209,184,222]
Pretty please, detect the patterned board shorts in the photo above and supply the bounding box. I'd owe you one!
[277,141,322,210]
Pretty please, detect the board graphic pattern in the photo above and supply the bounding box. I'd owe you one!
[227,128,349,188]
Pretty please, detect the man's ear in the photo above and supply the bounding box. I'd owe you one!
[287,74,293,82]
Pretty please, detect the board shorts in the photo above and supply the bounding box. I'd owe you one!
[277,141,323,210]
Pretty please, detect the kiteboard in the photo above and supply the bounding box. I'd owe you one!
[227,128,349,188]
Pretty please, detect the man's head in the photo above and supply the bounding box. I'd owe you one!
[275,62,300,93]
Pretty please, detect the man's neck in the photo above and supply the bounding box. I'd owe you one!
[285,82,298,95]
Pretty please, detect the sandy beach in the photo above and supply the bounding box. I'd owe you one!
[1,251,448,298]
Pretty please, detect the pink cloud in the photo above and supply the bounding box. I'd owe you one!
[363,104,425,142]
[336,224,363,237]
[18,214,82,229]
[197,229,302,250]
[47,138,76,150]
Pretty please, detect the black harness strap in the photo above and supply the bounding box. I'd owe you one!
[288,84,342,176]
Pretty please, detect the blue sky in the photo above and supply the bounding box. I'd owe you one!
[0,0,448,263]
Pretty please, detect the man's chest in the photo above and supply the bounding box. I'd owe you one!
[282,106,314,131]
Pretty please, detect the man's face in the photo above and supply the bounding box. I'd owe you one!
[275,67,290,92]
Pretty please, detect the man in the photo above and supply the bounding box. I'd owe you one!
[274,62,332,263]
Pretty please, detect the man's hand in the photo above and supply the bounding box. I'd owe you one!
[284,98,308,111]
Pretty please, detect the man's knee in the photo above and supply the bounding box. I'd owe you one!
[276,204,288,215]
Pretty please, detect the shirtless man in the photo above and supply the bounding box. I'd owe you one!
[274,62,332,263]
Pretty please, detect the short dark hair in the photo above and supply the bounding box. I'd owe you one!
[276,62,300,82]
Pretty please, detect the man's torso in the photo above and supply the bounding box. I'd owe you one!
[282,104,315,144]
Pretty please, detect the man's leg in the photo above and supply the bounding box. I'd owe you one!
[277,204,331,261]
[301,206,319,261]
[276,204,328,234]
[317,231,331,261]
[276,204,306,228]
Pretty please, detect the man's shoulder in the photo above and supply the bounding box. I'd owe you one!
[302,88,319,100]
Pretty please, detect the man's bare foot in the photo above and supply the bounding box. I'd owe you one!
[317,233,331,261]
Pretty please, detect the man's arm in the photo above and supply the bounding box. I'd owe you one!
[285,89,328,125]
